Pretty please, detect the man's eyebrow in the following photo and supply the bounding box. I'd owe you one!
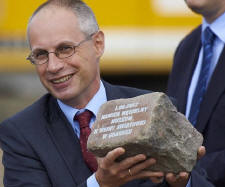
[31,46,48,52]
[56,41,76,46]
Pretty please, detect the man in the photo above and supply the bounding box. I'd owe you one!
[0,0,213,186]
[167,0,225,186]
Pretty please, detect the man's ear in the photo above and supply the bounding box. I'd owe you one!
[93,30,105,58]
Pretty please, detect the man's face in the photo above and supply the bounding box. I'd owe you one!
[185,0,225,22]
[28,6,104,108]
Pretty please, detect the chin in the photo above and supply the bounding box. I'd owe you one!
[185,0,202,10]
[54,92,73,102]
[47,85,73,99]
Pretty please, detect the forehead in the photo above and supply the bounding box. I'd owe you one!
[28,6,84,49]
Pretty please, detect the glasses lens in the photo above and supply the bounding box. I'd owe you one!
[32,50,48,64]
[57,45,75,59]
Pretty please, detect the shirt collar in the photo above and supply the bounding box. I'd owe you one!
[57,80,107,124]
[202,11,225,43]
[85,80,107,117]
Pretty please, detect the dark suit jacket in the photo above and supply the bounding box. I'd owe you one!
[0,81,214,187]
[167,26,225,187]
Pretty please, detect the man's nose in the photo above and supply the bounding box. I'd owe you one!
[46,52,64,73]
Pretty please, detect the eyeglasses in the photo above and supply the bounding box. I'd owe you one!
[27,35,92,65]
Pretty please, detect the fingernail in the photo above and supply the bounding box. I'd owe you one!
[150,158,156,164]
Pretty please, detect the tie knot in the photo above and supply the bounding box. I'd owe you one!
[74,110,93,129]
[202,27,216,45]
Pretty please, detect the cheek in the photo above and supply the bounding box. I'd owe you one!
[75,50,91,64]
[68,47,99,76]
[70,51,94,70]
[76,44,98,62]
[36,66,47,81]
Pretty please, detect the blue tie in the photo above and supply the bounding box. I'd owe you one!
[188,27,216,126]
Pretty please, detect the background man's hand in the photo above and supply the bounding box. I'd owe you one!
[95,147,164,187]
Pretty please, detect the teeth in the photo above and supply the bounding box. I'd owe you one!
[53,75,72,84]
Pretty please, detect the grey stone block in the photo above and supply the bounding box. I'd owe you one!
[87,92,203,173]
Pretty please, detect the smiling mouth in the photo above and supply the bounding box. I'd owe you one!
[52,74,73,84]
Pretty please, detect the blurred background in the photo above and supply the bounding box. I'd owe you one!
[0,0,202,122]
[0,0,201,185]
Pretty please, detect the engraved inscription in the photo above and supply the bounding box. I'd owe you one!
[94,101,148,139]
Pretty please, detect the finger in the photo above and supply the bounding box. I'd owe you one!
[103,147,125,167]
[179,172,189,179]
[129,170,164,181]
[197,146,206,160]
[166,172,189,183]
[125,158,156,176]
[119,154,147,170]
[166,173,177,183]
[133,158,156,171]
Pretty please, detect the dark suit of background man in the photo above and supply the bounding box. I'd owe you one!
[167,0,225,186]
[0,0,214,187]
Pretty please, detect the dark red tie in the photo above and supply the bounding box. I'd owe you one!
[74,110,98,172]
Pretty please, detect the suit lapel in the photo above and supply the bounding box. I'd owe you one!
[174,27,202,114]
[103,80,121,101]
[196,46,225,132]
[45,97,92,185]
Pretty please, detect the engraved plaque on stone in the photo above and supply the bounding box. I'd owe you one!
[87,92,203,173]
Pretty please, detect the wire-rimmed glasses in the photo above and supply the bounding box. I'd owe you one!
[27,35,93,65]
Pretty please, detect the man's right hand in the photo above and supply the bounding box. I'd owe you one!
[95,147,164,187]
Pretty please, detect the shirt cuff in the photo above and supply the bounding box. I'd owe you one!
[87,173,100,187]
[186,176,191,187]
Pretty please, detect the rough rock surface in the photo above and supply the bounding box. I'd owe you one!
[87,92,203,173]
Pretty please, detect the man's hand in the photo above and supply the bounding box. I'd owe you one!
[95,147,164,187]
[166,146,206,187]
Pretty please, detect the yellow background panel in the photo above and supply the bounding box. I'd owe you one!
[0,0,46,36]
[0,0,201,73]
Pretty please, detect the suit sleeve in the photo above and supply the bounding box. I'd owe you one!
[190,166,215,187]
[0,120,52,187]
[197,151,225,186]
